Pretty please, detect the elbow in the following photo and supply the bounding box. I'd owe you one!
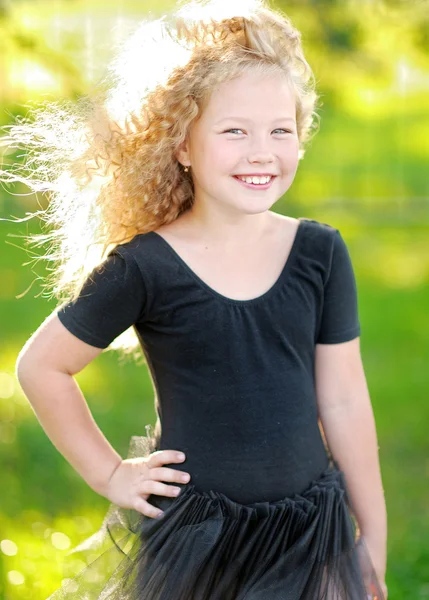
[15,353,31,384]
[15,346,39,383]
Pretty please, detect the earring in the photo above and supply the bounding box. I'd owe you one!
[184,166,189,172]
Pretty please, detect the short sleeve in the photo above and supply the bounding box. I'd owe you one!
[56,247,146,349]
[316,229,361,344]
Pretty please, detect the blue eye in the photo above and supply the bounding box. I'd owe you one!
[223,128,292,135]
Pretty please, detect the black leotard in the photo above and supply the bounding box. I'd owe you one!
[57,217,361,503]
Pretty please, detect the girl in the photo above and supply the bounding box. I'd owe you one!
[5,0,387,598]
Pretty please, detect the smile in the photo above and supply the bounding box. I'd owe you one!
[233,175,276,189]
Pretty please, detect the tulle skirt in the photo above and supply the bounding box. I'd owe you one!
[47,427,385,599]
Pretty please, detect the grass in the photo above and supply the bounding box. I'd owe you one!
[1,210,428,598]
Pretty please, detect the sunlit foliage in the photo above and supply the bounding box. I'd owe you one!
[0,1,428,598]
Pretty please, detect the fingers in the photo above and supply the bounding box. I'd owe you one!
[135,449,191,519]
[147,449,187,468]
[146,450,191,484]
[149,466,191,484]
[134,496,168,520]
[140,479,183,499]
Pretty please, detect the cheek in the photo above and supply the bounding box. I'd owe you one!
[282,141,300,170]
[206,141,237,170]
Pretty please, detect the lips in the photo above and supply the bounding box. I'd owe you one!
[233,175,276,181]
[233,175,276,180]
[232,175,276,189]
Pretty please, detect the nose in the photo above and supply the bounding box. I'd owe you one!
[246,136,275,165]
[247,152,275,165]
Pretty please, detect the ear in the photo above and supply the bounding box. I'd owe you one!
[175,138,191,168]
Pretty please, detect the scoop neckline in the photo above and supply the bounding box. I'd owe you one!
[149,217,306,306]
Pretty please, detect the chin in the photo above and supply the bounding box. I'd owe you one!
[235,201,276,215]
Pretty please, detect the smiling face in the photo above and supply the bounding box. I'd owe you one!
[177,69,300,218]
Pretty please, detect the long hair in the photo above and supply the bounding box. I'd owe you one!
[0,0,319,361]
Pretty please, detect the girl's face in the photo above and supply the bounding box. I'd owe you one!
[178,70,300,217]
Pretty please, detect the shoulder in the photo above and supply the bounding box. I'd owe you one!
[267,212,341,256]
[107,231,159,268]
[111,231,155,254]
[299,217,338,237]
[105,230,180,302]
[295,216,339,255]
[299,217,348,259]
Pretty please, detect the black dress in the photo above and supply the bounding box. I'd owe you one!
[50,217,385,599]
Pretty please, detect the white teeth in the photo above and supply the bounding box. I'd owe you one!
[237,175,272,185]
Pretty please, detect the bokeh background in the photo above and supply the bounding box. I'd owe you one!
[0,0,428,598]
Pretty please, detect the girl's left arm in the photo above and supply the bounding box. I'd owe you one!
[314,336,387,582]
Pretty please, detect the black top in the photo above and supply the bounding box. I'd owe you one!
[57,217,361,503]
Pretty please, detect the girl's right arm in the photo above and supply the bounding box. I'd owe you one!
[15,311,190,518]
[16,310,126,495]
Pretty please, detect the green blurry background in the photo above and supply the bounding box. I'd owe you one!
[0,0,428,598]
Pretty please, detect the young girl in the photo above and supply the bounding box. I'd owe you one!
[6,0,387,598]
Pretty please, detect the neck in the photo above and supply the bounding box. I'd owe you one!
[178,203,272,248]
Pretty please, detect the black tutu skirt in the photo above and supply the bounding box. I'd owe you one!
[48,427,385,599]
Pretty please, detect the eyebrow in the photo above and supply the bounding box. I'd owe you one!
[215,117,296,124]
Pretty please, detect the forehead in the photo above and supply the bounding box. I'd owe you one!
[201,72,296,122]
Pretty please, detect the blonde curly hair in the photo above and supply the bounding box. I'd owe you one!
[1,0,319,361]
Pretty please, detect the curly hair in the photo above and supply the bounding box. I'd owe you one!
[0,0,319,361]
